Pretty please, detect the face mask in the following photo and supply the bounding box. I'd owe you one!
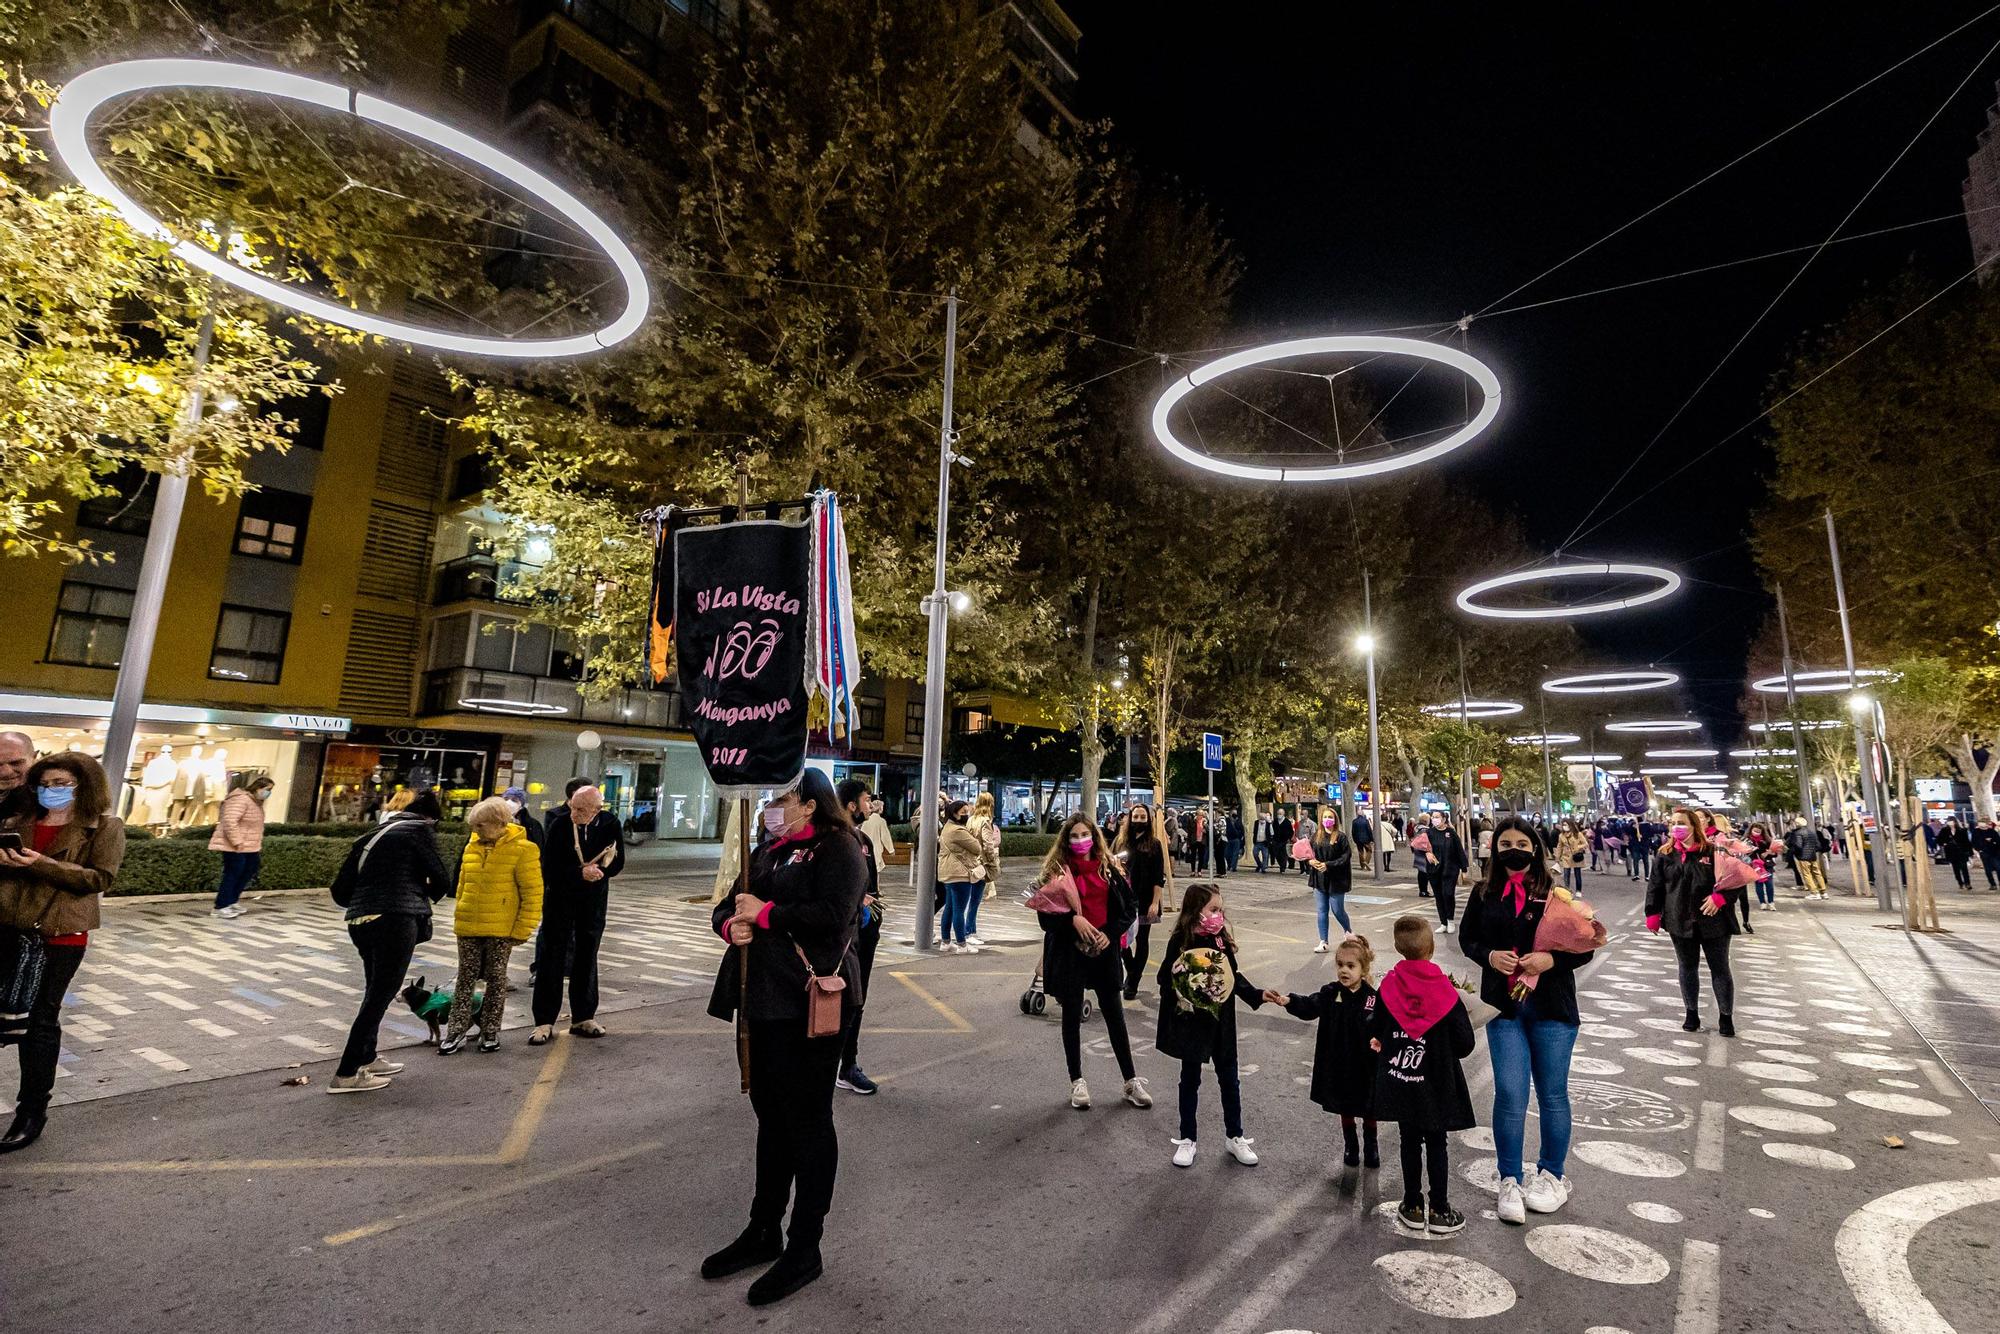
[1067,836,1094,855]
[37,785,75,811]
[762,805,793,837]
[1198,911,1226,935]
[1670,826,1691,847]
[503,799,523,815]
[1496,848,1533,873]
[253,789,271,803]
[1322,818,1337,831]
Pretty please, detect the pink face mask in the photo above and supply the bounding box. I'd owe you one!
[1198,911,1226,935]
[1067,836,1094,855]
[1669,826,1692,848]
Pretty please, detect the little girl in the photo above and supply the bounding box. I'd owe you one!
[1155,883,1279,1168]
[1278,934,1380,1169]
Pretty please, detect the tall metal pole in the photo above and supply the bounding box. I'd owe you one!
[1827,510,1896,912]
[1587,722,1600,814]
[913,293,958,950]
[1122,731,1132,807]
[1363,569,1384,885]
[1538,691,1557,823]
[1206,766,1216,880]
[1775,584,1816,826]
[1455,634,1474,835]
[102,297,217,810]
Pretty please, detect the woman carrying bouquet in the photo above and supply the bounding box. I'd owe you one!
[1460,817,1595,1226]
[1645,807,1736,1037]
[1032,815,1153,1113]
[1155,882,1279,1168]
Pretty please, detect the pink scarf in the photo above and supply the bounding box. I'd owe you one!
[1379,958,1460,1039]
[1503,870,1529,915]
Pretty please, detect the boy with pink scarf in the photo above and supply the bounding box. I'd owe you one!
[1369,915,1476,1235]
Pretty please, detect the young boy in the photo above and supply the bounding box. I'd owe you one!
[1370,914,1476,1235]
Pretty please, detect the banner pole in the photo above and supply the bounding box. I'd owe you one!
[734,461,753,1094]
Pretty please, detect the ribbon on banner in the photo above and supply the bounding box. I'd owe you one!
[808,491,862,743]
[643,506,677,687]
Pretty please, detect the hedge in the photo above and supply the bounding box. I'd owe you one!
[112,832,473,897]
[172,820,468,841]
[886,824,1054,859]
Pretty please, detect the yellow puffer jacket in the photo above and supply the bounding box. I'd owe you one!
[454,823,544,941]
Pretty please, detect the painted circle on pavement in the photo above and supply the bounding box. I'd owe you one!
[1628,1201,1685,1224]
[1525,1225,1672,1284]
[1558,1079,1691,1132]
[1729,1104,1837,1134]
[1736,1061,1818,1083]
[1572,1140,1688,1178]
[1762,1087,1838,1108]
[1373,1251,1518,1318]
[1833,1052,1915,1072]
[1763,1142,1856,1170]
[1845,1090,1949,1117]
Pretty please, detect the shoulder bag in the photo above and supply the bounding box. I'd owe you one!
[0,886,61,1045]
[793,939,852,1039]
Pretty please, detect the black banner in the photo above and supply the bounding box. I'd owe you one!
[674,519,811,795]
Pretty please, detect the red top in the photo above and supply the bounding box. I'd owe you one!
[31,822,88,948]
[1070,857,1109,928]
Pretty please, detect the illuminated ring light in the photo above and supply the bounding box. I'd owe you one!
[1641,767,1698,776]
[1684,772,1731,783]
[1748,667,1895,695]
[459,697,567,717]
[1148,336,1501,482]
[1752,718,1845,732]
[1508,732,1581,746]
[1421,700,1524,720]
[1604,719,1701,734]
[1729,747,1796,757]
[1560,752,1622,763]
[49,59,650,358]
[1644,747,1719,759]
[1540,668,1680,695]
[1455,562,1683,620]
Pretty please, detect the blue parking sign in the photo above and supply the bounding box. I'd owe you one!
[1202,732,1223,772]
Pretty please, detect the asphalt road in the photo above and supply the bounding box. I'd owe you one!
[3,866,1997,1333]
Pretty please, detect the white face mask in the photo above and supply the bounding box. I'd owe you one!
[504,799,523,815]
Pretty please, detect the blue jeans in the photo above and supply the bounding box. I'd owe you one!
[963,879,985,935]
[1253,844,1269,872]
[1487,996,1579,1182]
[215,851,261,909]
[1562,866,1583,894]
[940,881,976,943]
[1314,889,1350,942]
[1755,876,1775,905]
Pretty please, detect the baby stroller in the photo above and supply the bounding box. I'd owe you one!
[1019,934,1092,1020]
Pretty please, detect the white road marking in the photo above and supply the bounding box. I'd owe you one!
[1834,1172,2000,1334]
[1695,1100,1725,1172]
[1674,1238,1720,1334]
[1913,1059,1965,1099]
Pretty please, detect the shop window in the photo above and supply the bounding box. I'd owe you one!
[550,634,587,680]
[209,605,291,684]
[46,579,133,668]
[76,460,154,535]
[904,699,926,740]
[954,707,991,735]
[856,694,885,741]
[234,488,311,563]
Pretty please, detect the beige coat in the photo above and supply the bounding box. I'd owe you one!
[0,812,125,937]
[938,822,987,883]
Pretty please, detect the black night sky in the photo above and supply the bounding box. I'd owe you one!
[1066,3,2000,742]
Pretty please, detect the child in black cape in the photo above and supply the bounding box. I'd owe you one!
[1370,914,1476,1236]
[1155,882,1279,1168]
[1278,934,1381,1168]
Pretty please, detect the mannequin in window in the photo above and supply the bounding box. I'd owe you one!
[194,748,229,826]
[137,746,177,829]
[171,744,205,826]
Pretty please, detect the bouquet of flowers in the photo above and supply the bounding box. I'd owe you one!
[1510,887,1608,1000]
[1169,946,1236,1015]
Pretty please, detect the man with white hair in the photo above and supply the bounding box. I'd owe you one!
[0,732,34,821]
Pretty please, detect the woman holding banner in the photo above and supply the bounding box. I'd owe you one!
[704,769,867,1307]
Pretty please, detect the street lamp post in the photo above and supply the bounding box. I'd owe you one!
[1827,510,1898,913]
[1774,584,1817,827]
[912,293,961,952]
[1537,689,1557,823]
[1360,569,1383,885]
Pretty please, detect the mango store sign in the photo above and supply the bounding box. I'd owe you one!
[0,693,350,734]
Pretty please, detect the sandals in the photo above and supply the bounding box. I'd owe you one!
[528,1025,554,1046]
[570,1020,606,1038]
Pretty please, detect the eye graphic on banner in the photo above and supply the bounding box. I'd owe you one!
[706,618,785,682]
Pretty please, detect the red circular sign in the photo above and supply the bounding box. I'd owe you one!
[1476,765,1503,790]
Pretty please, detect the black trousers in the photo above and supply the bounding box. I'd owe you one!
[1733,886,1753,928]
[1672,933,1734,1017]
[838,924,880,1070]
[339,915,423,1077]
[1947,856,1972,889]
[1432,871,1460,925]
[1061,947,1135,1082]
[531,894,603,1027]
[1122,921,1153,995]
[14,942,85,1112]
[747,1018,843,1248]
[1399,1124,1450,1208]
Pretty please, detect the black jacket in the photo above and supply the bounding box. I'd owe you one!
[542,809,626,931]
[709,825,868,1024]
[1942,827,1973,863]
[1035,858,1136,1005]
[1351,815,1374,847]
[1309,833,1352,895]
[1784,827,1821,863]
[1285,980,1379,1115]
[851,827,882,940]
[1121,839,1169,914]
[1368,990,1476,1131]
[330,814,451,922]
[1646,847,1735,941]
[1419,825,1469,877]
[1271,818,1294,851]
[1154,926,1264,1065]
[1458,880,1593,1023]
[513,808,545,847]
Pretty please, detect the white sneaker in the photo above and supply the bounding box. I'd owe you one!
[1225,1135,1259,1165]
[1069,1078,1091,1110]
[1497,1176,1527,1225]
[1524,1169,1571,1214]
[959,942,980,956]
[965,935,985,947]
[362,1057,405,1076]
[1313,941,1329,954]
[1123,1076,1154,1108]
[1171,1138,1198,1167]
[1442,921,1455,935]
[938,941,959,955]
[327,1071,391,1094]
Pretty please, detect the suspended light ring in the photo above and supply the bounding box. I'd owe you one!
[1455,562,1683,620]
[1421,700,1524,720]
[1748,667,1896,695]
[459,697,567,717]
[1604,719,1702,734]
[1540,669,1681,694]
[1643,747,1719,759]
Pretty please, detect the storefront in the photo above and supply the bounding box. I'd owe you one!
[316,724,501,823]
[0,693,346,824]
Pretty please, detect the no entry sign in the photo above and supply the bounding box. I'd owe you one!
[1476,765,1503,790]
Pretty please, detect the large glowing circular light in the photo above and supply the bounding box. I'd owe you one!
[1641,767,1698,776]
[1455,561,1683,620]
[1422,700,1524,720]
[1752,718,1845,733]
[1560,752,1622,763]
[1729,747,1796,758]
[1748,667,1895,695]
[1509,732,1581,746]
[1604,719,1702,734]
[1684,772,1731,783]
[49,59,650,358]
[1540,669,1681,694]
[459,697,567,717]
[1148,336,1501,482]
[1644,747,1719,759]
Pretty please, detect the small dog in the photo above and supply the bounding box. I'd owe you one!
[400,975,484,1045]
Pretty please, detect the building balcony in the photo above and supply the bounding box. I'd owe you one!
[423,666,685,730]
[433,553,544,606]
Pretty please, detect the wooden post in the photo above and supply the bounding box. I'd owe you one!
[736,793,752,1092]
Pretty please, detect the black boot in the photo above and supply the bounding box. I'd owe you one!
[0,1106,46,1153]
[701,1222,783,1279]
[1681,1010,1700,1033]
[1342,1122,1360,1168]
[1363,1125,1381,1169]
[1718,1013,1735,1038]
[746,1241,823,1306]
